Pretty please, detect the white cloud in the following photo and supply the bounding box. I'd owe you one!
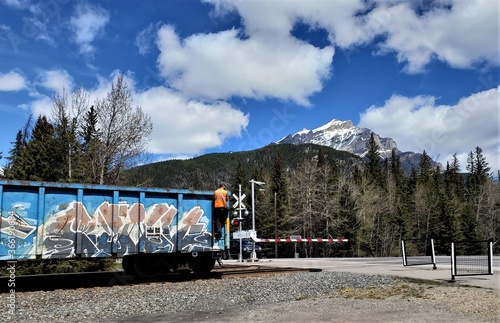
[136,85,249,155]
[205,0,498,75]
[29,94,52,117]
[0,70,26,91]
[150,0,497,111]
[69,2,110,55]
[1,0,66,46]
[156,25,334,106]
[359,86,500,173]
[25,70,250,156]
[367,0,499,73]
[38,69,73,95]
[1,0,31,9]
[135,22,160,56]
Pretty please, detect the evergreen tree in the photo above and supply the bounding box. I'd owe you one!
[365,132,383,186]
[316,148,325,168]
[444,154,464,197]
[337,183,359,256]
[270,153,291,256]
[418,150,433,183]
[4,116,32,179]
[466,146,491,191]
[52,92,83,182]
[24,116,58,181]
[4,130,28,179]
[80,105,102,183]
[231,161,247,191]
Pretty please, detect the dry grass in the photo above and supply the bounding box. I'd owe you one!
[333,283,428,299]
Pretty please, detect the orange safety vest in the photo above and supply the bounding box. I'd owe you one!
[214,188,228,208]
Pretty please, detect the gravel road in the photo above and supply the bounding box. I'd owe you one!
[2,271,498,323]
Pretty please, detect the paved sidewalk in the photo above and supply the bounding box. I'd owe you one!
[225,256,500,291]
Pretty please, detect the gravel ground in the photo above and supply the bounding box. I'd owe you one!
[2,271,499,323]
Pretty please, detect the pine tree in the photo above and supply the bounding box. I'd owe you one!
[4,116,32,179]
[270,153,291,256]
[51,92,83,182]
[4,130,28,179]
[418,150,433,183]
[24,116,58,181]
[337,183,359,256]
[365,132,383,186]
[466,146,491,190]
[80,105,102,183]
[231,161,247,191]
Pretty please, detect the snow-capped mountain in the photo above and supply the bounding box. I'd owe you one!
[277,119,440,173]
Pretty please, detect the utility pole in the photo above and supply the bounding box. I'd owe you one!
[232,184,248,262]
[274,192,277,259]
[249,179,265,262]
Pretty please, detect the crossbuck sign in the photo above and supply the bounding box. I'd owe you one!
[232,193,246,210]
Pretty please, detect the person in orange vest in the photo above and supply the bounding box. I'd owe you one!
[213,183,229,240]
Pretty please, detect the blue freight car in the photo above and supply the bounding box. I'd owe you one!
[0,180,228,277]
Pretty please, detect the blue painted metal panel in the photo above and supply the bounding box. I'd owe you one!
[42,187,79,258]
[177,194,215,253]
[0,180,218,260]
[141,192,179,254]
[0,185,39,260]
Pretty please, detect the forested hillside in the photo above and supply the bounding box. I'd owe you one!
[125,142,499,259]
[123,143,358,190]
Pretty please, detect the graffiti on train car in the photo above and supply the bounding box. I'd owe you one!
[0,201,213,260]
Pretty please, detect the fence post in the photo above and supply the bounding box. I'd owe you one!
[450,242,456,282]
[401,240,407,266]
[430,239,437,270]
[488,239,493,275]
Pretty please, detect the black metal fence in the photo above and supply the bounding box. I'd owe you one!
[451,240,493,281]
[401,238,436,269]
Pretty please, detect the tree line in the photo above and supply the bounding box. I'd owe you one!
[233,134,499,258]
[1,74,152,185]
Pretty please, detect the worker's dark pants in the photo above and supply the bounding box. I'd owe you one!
[213,208,228,236]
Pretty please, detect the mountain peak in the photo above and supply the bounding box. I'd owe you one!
[277,119,397,158]
[277,118,440,174]
[315,119,353,132]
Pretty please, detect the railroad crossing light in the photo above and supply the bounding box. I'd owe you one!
[231,218,243,226]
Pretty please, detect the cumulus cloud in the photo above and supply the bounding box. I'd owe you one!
[367,0,499,73]
[29,94,53,117]
[0,70,26,91]
[359,86,499,173]
[24,69,249,156]
[205,0,498,74]
[150,0,497,110]
[37,69,73,95]
[136,86,249,155]
[156,25,334,106]
[69,2,109,55]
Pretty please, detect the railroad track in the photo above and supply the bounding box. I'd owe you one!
[214,264,321,278]
[0,264,321,293]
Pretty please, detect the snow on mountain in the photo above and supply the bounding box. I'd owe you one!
[278,119,398,158]
[277,119,440,173]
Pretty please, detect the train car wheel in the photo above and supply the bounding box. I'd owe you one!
[122,255,139,276]
[134,254,163,278]
[192,253,216,275]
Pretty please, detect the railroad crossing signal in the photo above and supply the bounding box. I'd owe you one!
[232,193,246,210]
[231,218,243,226]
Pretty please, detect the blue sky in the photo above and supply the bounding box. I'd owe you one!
[0,0,498,173]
